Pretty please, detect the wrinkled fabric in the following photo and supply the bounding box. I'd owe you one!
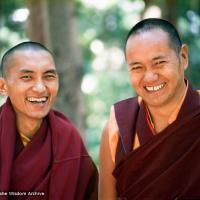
[0,98,98,200]
[113,84,200,199]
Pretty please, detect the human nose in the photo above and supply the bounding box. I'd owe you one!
[143,70,158,82]
[32,79,46,92]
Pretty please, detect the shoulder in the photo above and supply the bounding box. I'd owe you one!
[50,109,81,141]
[113,96,141,122]
[114,96,139,105]
[48,109,88,161]
[114,96,141,111]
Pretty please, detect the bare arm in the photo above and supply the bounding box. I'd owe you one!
[99,106,118,200]
[99,99,142,199]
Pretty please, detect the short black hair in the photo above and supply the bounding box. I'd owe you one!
[125,18,182,56]
[0,41,53,77]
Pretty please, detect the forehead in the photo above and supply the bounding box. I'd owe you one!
[127,29,169,47]
[126,29,171,58]
[5,49,55,74]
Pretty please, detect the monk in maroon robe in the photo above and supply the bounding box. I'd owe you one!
[0,42,98,200]
[99,18,200,199]
[113,83,200,199]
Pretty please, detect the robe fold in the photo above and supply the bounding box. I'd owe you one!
[0,99,98,200]
[113,84,200,199]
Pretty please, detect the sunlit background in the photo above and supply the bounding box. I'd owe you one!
[1,0,200,164]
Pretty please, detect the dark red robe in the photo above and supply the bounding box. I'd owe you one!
[113,84,200,199]
[0,99,98,200]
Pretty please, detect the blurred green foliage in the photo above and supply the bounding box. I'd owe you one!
[84,69,134,164]
[0,0,27,55]
[1,0,200,164]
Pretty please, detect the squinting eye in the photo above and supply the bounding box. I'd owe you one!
[44,74,56,79]
[20,75,32,80]
[130,66,142,71]
[155,61,166,65]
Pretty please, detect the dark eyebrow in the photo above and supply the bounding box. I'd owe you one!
[18,69,34,73]
[128,61,142,66]
[44,69,57,74]
[152,56,167,61]
[18,69,57,74]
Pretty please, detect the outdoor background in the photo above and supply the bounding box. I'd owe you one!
[1,0,200,165]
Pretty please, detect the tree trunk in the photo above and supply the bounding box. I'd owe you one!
[142,0,178,26]
[26,0,50,46]
[26,0,85,135]
[164,0,177,26]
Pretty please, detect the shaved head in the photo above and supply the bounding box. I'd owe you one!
[125,18,182,57]
[1,41,53,77]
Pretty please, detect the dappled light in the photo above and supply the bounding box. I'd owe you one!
[143,5,162,18]
[90,39,105,55]
[81,74,98,94]
[1,0,200,165]
[12,8,29,22]
[79,0,115,10]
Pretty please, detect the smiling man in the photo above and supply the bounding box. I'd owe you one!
[0,41,98,200]
[99,18,200,199]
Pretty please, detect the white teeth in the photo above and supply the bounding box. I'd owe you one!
[145,83,165,92]
[27,97,48,102]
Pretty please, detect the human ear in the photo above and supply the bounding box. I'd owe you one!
[0,78,8,96]
[180,44,188,70]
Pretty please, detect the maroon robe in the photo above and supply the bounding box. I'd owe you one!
[113,84,200,199]
[0,99,98,200]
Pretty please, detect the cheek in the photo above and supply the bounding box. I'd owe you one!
[6,86,19,97]
[50,83,59,96]
[164,68,181,81]
[129,73,142,88]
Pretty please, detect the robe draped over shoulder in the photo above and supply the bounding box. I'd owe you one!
[113,84,200,199]
[0,98,98,200]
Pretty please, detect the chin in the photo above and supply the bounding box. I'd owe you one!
[148,100,169,108]
[144,98,164,107]
[29,112,49,120]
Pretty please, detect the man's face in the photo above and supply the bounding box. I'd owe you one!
[3,49,59,122]
[126,28,188,108]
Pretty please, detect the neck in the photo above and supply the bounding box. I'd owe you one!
[147,82,187,133]
[148,108,171,133]
[16,117,43,139]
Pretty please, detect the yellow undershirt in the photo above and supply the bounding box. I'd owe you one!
[19,133,31,146]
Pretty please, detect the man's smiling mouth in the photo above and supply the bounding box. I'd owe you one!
[27,97,48,104]
[145,83,166,92]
